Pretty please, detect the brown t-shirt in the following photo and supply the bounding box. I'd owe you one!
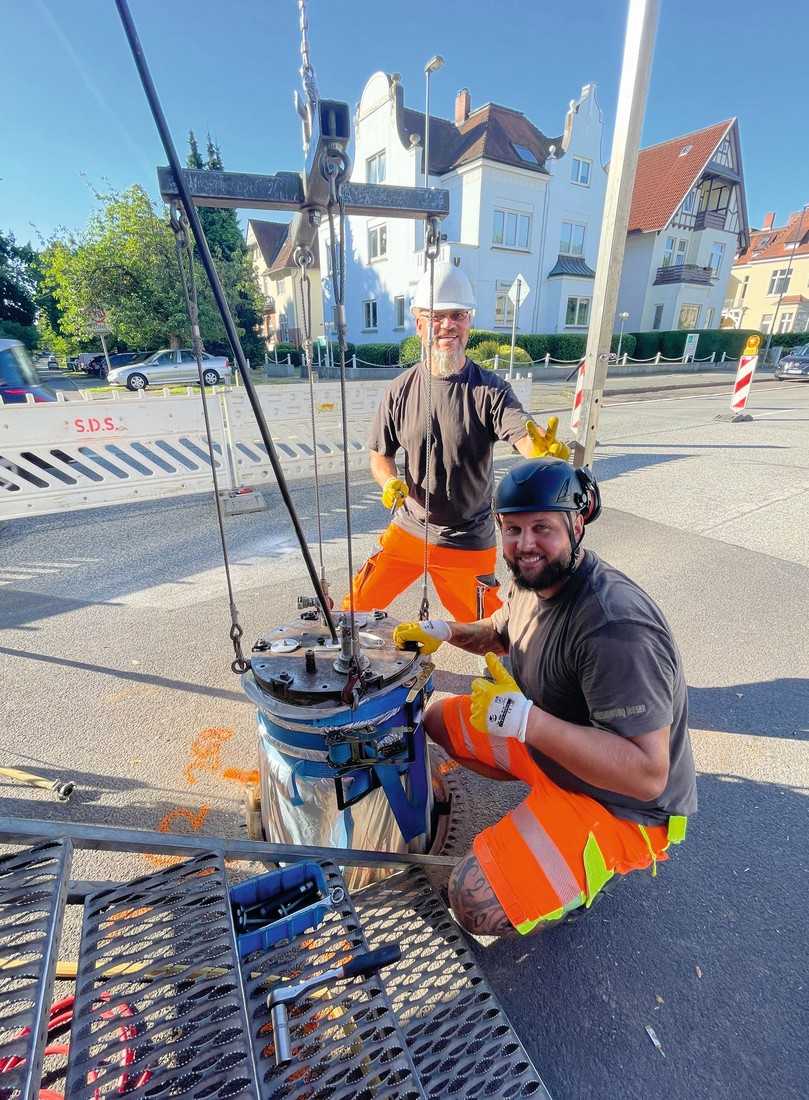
[491,550,697,825]
[367,359,528,549]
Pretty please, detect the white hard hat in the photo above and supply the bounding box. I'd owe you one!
[411,261,476,312]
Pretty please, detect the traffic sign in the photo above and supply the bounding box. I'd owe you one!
[89,307,112,335]
[508,273,530,307]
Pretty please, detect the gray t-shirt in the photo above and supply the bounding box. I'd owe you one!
[368,358,528,549]
[491,550,697,825]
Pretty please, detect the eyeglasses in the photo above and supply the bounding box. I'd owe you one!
[417,310,471,326]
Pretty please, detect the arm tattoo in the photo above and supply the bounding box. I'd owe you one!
[449,852,514,936]
[448,620,508,657]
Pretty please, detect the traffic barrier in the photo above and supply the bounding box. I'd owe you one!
[0,378,532,522]
[730,335,761,415]
[569,360,586,432]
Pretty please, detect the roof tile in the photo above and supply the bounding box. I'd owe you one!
[627,120,733,233]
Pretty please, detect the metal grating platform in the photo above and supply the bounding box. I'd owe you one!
[65,852,261,1098]
[355,869,552,1100]
[0,822,552,1099]
[0,839,71,1100]
[241,861,423,1099]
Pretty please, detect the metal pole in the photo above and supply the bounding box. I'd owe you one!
[99,332,113,379]
[762,202,808,365]
[573,0,660,468]
[424,72,431,189]
[616,311,628,361]
[114,0,337,641]
[508,282,522,380]
[0,815,459,870]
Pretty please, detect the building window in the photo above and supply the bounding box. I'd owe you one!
[571,156,591,186]
[493,209,531,249]
[652,304,664,330]
[278,315,289,342]
[761,314,773,334]
[739,275,749,302]
[662,236,688,267]
[767,268,790,295]
[708,241,726,274]
[368,223,387,261]
[704,307,715,328]
[494,281,515,326]
[394,295,406,329]
[778,312,793,334]
[362,299,378,330]
[565,296,590,327]
[681,189,697,214]
[559,221,586,257]
[366,150,386,184]
[677,304,700,329]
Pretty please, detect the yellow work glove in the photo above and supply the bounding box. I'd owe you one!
[381,476,409,511]
[393,620,451,655]
[470,653,532,741]
[525,417,571,462]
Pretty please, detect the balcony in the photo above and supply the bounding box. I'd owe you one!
[653,263,714,287]
[694,209,728,232]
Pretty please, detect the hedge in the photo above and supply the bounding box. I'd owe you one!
[399,334,421,363]
[629,328,763,361]
[353,342,400,365]
[768,331,809,350]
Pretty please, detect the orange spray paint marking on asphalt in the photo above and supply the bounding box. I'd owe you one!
[222,768,259,786]
[145,804,210,868]
[183,727,234,786]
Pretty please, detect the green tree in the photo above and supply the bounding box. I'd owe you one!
[40,185,262,357]
[182,133,263,357]
[187,130,204,169]
[0,230,39,347]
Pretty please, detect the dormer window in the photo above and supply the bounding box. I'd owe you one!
[679,144,693,157]
[512,143,539,164]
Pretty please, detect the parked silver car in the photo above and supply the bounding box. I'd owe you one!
[107,348,233,390]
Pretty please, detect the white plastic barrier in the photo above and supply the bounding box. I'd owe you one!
[0,378,532,522]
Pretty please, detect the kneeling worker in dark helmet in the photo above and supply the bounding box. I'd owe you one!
[394,460,696,937]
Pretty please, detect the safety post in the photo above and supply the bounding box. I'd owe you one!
[569,360,586,433]
[573,0,660,468]
[716,334,761,423]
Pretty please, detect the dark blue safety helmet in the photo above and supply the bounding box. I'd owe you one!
[495,459,601,525]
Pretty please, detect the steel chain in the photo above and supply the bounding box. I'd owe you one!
[323,148,360,672]
[419,218,441,621]
[169,203,248,677]
[294,246,327,589]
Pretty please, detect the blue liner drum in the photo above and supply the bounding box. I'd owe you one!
[242,611,434,884]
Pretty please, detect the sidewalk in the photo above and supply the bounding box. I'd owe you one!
[528,368,777,414]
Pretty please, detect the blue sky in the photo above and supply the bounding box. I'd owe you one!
[2,0,803,246]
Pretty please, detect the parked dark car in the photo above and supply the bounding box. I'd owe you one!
[0,339,56,404]
[85,351,148,380]
[774,344,809,381]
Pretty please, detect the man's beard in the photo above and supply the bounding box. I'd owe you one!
[428,344,465,377]
[505,551,572,591]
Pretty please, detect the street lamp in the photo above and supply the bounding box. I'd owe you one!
[423,55,444,190]
[616,311,630,361]
[763,200,809,365]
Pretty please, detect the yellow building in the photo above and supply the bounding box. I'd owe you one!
[246,219,325,349]
[724,209,809,335]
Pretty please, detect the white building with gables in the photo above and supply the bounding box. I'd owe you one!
[318,72,608,344]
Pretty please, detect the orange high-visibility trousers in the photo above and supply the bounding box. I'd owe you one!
[441,695,687,934]
[344,522,502,623]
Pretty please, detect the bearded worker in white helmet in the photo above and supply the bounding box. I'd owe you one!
[345,262,569,622]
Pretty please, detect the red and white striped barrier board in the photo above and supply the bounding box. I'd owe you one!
[570,360,586,432]
[730,336,762,414]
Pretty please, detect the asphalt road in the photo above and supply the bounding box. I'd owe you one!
[2,378,807,1098]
